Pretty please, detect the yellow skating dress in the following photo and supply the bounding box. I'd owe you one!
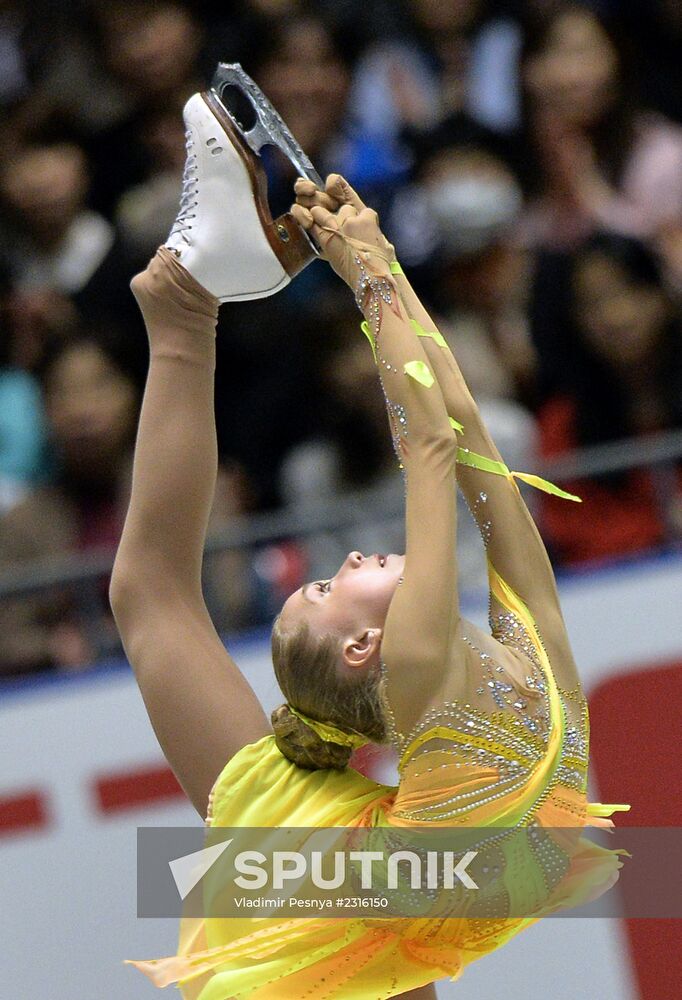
[127,562,630,999]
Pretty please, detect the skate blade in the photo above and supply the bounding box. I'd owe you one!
[209,63,322,260]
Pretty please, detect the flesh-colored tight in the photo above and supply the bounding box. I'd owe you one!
[110,249,269,817]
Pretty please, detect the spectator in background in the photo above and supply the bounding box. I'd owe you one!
[0,319,48,514]
[115,104,188,268]
[520,2,682,250]
[249,8,408,215]
[83,0,204,217]
[0,136,146,379]
[249,11,353,206]
[349,0,523,164]
[0,329,266,675]
[389,137,537,405]
[0,333,138,673]
[0,141,114,298]
[537,233,682,565]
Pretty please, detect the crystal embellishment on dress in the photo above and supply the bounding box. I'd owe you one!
[388,696,545,824]
[393,403,408,432]
[463,629,551,740]
[379,596,593,833]
[354,254,394,337]
[464,489,493,546]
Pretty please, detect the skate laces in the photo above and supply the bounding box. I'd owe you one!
[169,129,199,242]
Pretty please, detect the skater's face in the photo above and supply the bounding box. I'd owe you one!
[281,551,405,648]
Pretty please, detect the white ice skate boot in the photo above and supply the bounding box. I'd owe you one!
[165,63,321,302]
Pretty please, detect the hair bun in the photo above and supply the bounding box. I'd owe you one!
[271,704,353,771]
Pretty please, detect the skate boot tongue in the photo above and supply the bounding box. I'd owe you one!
[165,64,321,303]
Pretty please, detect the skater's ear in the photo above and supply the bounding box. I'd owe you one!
[341,628,382,670]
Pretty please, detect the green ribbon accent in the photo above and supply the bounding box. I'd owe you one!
[587,803,632,817]
[409,318,448,349]
[360,320,377,363]
[404,360,434,387]
[456,447,582,502]
[361,285,577,503]
[390,263,448,348]
[456,448,508,476]
[511,471,582,502]
[288,707,370,750]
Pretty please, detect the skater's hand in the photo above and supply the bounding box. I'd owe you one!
[294,175,395,254]
[295,174,371,213]
[294,176,339,213]
[291,174,395,288]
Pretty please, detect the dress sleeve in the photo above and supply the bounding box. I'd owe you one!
[357,259,462,732]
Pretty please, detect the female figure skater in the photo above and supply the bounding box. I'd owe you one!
[113,87,628,999]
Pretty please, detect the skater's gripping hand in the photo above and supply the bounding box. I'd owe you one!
[291,175,395,289]
[294,176,339,213]
[295,202,390,289]
[294,174,367,213]
[294,174,396,265]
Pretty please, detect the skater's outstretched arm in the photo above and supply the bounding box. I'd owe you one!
[109,251,269,818]
[393,270,580,683]
[300,177,580,691]
[292,195,463,732]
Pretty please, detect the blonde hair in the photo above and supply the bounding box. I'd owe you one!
[270,612,388,770]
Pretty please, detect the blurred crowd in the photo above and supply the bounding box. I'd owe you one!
[1,0,681,676]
